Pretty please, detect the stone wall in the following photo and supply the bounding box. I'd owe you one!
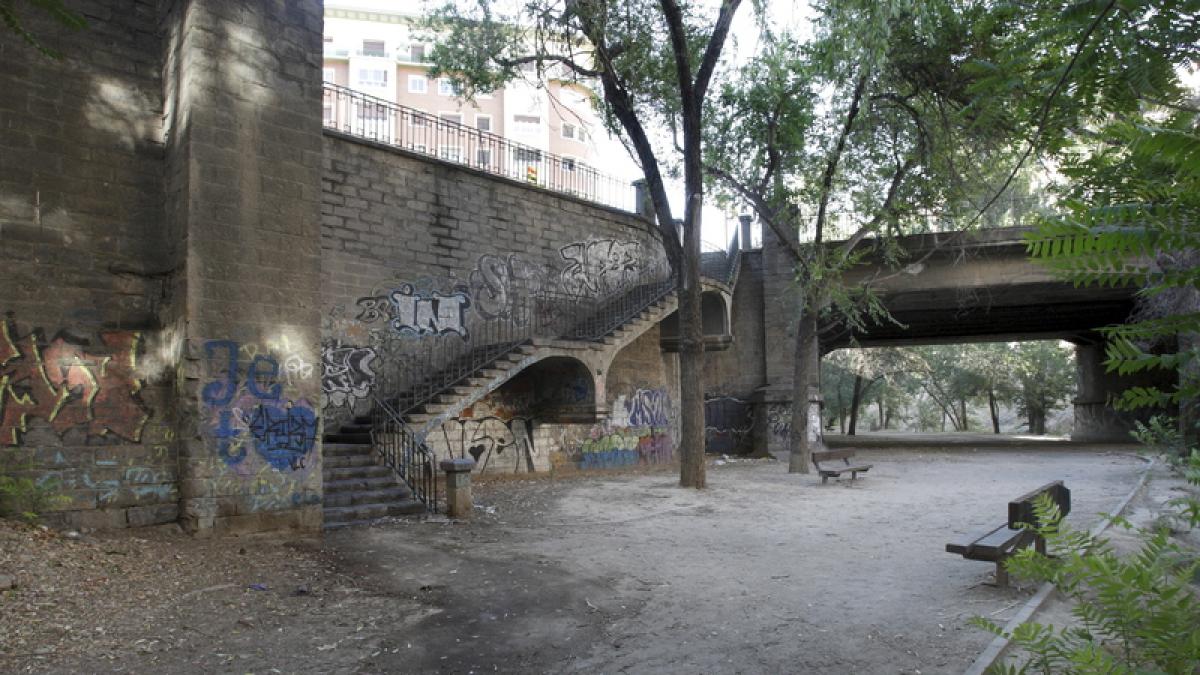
[318,132,665,425]
[165,0,326,535]
[0,0,175,529]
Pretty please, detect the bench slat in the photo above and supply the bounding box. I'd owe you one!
[818,464,872,476]
[812,449,857,463]
[1008,481,1071,528]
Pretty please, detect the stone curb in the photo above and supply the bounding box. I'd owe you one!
[963,454,1156,675]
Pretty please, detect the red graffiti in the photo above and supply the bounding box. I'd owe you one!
[0,319,148,445]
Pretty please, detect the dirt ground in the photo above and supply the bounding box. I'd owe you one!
[0,444,1150,674]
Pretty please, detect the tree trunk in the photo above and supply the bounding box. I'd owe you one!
[677,213,706,488]
[877,399,885,430]
[1179,330,1199,453]
[1028,406,1046,435]
[988,389,1000,434]
[788,304,824,473]
[959,398,969,431]
[848,373,864,435]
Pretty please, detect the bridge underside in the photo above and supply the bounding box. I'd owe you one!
[825,282,1137,349]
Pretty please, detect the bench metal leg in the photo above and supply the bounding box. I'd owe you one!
[821,475,829,484]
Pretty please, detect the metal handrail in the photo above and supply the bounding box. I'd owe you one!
[370,395,439,512]
[367,261,676,512]
[322,82,636,212]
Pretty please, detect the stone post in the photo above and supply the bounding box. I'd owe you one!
[739,214,754,251]
[440,458,476,519]
[632,179,653,219]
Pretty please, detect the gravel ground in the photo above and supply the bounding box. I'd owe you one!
[0,445,1149,674]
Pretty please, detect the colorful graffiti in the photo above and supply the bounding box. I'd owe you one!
[559,239,643,298]
[320,340,376,410]
[202,340,317,473]
[0,316,150,446]
[577,388,673,469]
[704,396,753,454]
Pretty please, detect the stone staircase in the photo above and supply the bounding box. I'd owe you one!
[321,280,677,529]
[322,417,426,530]
[402,292,678,435]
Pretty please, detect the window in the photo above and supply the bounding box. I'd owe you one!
[358,102,388,121]
[440,146,462,162]
[408,75,427,93]
[439,113,463,126]
[322,67,335,83]
[476,148,492,166]
[475,115,492,133]
[358,69,387,87]
[361,39,386,57]
[513,115,540,135]
[409,44,426,62]
[413,143,428,153]
[408,111,430,127]
[438,78,458,96]
[561,157,577,172]
[561,123,578,140]
[323,101,333,125]
[512,147,542,163]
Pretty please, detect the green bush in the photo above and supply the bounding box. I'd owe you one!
[973,453,1200,674]
[0,451,69,523]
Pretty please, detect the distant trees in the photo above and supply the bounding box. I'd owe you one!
[823,341,1076,435]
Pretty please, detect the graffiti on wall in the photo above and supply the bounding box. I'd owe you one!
[202,339,318,472]
[434,416,539,473]
[704,396,753,454]
[469,253,546,323]
[321,340,376,410]
[577,387,673,470]
[356,282,471,340]
[559,239,643,298]
[0,316,150,446]
[767,403,791,441]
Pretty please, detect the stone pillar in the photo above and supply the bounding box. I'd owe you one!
[739,214,753,251]
[441,458,476,518]
[632,179,653,219]
[1071,343,1168,443]
[162,0,326,534]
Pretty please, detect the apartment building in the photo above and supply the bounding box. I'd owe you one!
[322,4,604,172]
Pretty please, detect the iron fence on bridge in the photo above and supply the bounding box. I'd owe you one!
[322,82,637,213]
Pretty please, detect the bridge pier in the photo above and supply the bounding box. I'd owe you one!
[1071,343,1170,443]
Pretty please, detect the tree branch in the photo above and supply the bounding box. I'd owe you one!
[814,71,869,245]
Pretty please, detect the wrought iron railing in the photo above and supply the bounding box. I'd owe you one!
[366,260,676,511]
[370,396,439,512]
[322,82,637,212]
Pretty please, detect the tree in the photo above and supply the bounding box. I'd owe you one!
[705,0,1025,472]
[423,0,745,487]
[985,0,1200,447]
[1012,341,1075,435]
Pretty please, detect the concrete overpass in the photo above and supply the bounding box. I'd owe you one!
[817,227,1165,442]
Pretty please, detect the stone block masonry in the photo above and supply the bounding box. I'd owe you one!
[0,0,174,530]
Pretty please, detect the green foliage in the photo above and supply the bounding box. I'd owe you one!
[0,451,68,523]
[973,489,1200,674]
[0,0,86,58]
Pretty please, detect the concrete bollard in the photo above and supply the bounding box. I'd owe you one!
[440,458,476,519]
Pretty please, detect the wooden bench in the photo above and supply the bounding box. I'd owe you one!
[945,481,1071,586]
[811,449,872,484]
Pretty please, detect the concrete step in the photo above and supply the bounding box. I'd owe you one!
[326,431,371,444]
[323,453,377,469]
[322,501,428,524]
[323,442,374,457]
[324,475,399,493]
[418,402,455,415]
[322,464,393,482]
[322,501,428,530]
[478,368,506,379]
[323,486,413,508]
